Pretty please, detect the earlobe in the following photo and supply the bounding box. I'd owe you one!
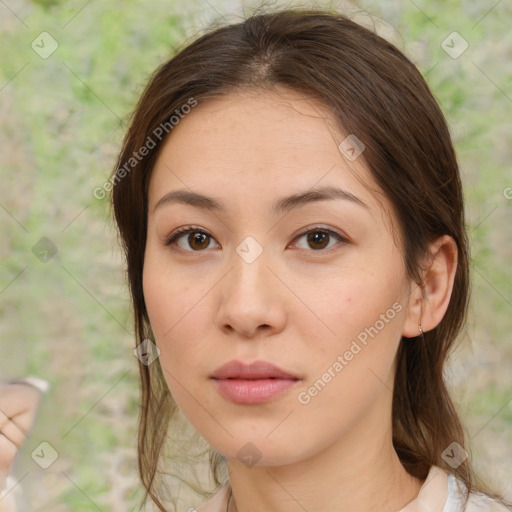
[402,235,458,338]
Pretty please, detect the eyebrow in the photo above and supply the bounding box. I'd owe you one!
[153,185,369,215]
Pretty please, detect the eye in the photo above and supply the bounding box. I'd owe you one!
[165,226,220,252]
[292,227,347,252]
[165,225,348,254]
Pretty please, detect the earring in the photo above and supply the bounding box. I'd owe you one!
[419,322,423,335]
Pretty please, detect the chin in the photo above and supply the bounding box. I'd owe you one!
[205,432,311,468]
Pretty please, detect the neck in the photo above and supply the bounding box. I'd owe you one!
[225,401,424,512]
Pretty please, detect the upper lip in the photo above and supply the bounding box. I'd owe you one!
[211,360,300,380]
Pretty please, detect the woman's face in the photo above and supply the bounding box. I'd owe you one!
[143,88,414,466]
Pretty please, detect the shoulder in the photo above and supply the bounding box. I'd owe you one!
[444,472,512,512]
[195,483,230,512]
[463,490,512,512]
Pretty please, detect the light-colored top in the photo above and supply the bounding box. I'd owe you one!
[196,465,511,512]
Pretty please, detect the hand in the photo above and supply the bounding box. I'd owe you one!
[0,379,48,492]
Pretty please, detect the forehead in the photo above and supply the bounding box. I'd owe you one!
[148,88,384,218]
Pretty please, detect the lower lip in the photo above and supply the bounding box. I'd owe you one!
[212,378,299,404]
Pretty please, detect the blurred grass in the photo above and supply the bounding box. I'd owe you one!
[0,0,511,510]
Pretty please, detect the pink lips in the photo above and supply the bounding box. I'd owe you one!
[210,360,301,404]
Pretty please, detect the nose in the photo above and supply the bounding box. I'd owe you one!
[215,245,287,339]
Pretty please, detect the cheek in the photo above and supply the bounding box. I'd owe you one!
[142,247,204,338]
[295,260,406,390]
[142,257,213,394]
[293,287,405,438]
[299,258,405,341]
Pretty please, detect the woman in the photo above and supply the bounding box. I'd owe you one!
[111,8,512,512]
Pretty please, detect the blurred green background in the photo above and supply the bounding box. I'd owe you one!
[0,0,511,510]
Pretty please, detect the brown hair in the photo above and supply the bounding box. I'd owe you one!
[111,7,511,511]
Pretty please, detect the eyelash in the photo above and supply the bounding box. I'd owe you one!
[165,225,348,254]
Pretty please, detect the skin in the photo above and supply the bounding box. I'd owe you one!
[143,87,458,512]
[0,382,43,491]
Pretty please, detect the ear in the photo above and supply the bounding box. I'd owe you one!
[402,235,458,338]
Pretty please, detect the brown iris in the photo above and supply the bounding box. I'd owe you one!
[306,231,329,250]
[188,232,210,250]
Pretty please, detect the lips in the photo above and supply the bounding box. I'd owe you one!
[210,360,301,404]
[210,360,300,380]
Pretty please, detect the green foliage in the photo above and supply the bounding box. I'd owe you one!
[1,0,510,509]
